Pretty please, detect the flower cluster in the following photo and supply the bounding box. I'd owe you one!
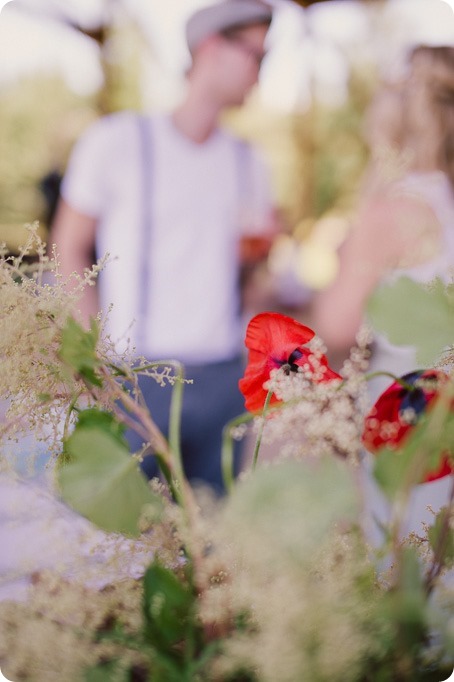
[1,238,453,682]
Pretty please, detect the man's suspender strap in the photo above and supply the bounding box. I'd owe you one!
[135,115,252,349]
[137,114,153,348]
[235,138,253,214]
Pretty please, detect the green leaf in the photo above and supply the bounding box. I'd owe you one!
[142,562,195,652]
[143,655,186,682]
[377,549,428,667]
[222,457,359,564]
[373,442,420,499]
[84,661,128,682]
[367,277,454,365]
[58,426,163,536]
[38,393,52,402]
[387,547,427,646]
[75,408,128,447]
[428,507,454,566]
[59,316,103,387]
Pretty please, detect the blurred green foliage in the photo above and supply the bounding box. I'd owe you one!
[0,13,376,253]
[0,75,96,250]
[225,62,376,232]
[0,19,145,253]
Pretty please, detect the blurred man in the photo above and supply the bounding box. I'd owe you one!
[51,0,280,493]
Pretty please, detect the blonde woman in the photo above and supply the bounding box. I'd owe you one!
[313,46,454,546]
[314,45,454,401]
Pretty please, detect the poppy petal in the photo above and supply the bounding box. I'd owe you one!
[244,312,315,361]
[239,313,339,412]
[239,368,281,413]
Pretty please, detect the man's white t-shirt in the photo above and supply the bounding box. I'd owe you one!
[61,111,274,363]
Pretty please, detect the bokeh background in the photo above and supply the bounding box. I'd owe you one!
[0,0,453,288]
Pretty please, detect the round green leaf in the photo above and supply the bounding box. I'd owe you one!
[367,277,454,365]
[58,426,162,537]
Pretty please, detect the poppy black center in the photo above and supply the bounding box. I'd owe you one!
[399,387,427,423]
[280,348,303,376]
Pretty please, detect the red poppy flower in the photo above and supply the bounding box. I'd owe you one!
[239,312,341,412]
[362,369,454,483]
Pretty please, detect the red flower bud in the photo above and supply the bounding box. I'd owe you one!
[362,370,453,483]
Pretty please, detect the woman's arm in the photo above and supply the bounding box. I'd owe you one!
[312,192,441,354]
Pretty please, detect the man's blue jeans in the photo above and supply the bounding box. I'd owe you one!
[125,355,246,495]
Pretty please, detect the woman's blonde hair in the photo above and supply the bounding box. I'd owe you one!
[402,46,454,184]
[364,46,454,189]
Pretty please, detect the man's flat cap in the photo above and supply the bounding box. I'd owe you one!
[186,0,273,53]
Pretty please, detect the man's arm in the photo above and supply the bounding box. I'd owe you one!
[239,206,283,265]
[50,198,99,327]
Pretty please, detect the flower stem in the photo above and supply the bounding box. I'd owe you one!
[130,359,186,481]
[425,477,454,595]
[166,361,185,479]
[99,364,204,585]
[221,411,255,492]
[62,389,83,442]
[365,370,415,391]
[252,388,274,472]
